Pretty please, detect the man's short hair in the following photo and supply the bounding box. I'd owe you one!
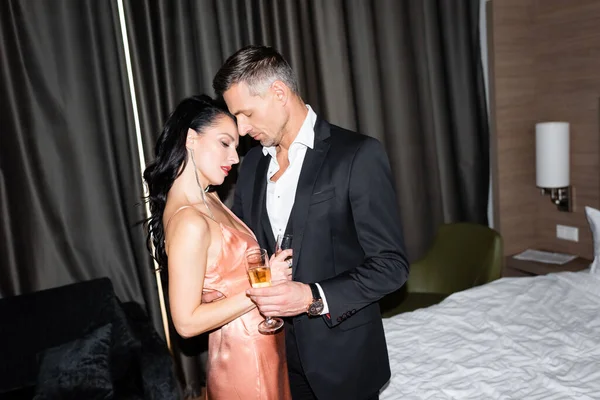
[213,45,300,97]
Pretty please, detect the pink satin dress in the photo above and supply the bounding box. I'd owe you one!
[200,210,291,400]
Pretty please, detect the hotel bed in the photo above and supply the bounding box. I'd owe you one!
[380,270,600,399]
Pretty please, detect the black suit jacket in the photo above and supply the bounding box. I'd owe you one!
[232,117,409,400]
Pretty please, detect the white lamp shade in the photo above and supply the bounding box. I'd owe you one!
[535,122,570,188]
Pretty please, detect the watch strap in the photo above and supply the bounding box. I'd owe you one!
[308,283,321,301]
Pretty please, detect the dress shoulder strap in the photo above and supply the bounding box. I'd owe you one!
[165,205,217,231]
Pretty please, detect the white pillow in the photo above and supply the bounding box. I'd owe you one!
[585,206,600,274]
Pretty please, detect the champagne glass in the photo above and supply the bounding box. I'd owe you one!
[245,248,284,334]
[275,234,293,268]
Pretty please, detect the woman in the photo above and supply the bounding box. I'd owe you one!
[143,95,292,400]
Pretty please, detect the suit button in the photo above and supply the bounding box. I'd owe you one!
[351,309,356,315]
[337,316,343,322]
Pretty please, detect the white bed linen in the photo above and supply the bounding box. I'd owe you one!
[381,271,600,400]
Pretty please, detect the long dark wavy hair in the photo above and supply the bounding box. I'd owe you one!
[143,95,235,271]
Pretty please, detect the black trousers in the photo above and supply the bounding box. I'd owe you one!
[285,321,379,400]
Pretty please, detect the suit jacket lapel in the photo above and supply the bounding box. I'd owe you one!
[251,153,275,253]
[289,118,331,278]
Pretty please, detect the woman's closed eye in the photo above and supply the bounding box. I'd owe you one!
[221,141,230,148]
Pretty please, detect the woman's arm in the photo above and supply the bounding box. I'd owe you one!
[165,210,255,338]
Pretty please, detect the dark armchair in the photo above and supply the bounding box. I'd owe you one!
[0,277,180,399]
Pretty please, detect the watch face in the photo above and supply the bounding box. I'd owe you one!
[308,300,324,316]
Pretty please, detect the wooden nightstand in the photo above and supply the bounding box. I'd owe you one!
[503,255,592,277]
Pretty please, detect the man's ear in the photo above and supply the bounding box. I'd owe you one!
[271,80,289,105]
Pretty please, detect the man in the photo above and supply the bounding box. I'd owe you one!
[213,45,409,400]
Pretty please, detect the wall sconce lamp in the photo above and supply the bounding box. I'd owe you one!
[535,122,572,212]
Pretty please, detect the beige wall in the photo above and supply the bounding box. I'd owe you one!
[489,0,600,259]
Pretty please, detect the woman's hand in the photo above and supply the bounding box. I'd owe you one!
[201,290,224,303]
[270,249,293,283]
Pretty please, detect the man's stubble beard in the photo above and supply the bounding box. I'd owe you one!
[260,125,285,148]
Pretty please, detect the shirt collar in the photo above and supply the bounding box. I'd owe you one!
[262,105,317,157]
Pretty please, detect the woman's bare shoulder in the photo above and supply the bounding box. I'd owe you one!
[165,207,213,248]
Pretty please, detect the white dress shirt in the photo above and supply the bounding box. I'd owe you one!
[263,105,329,314]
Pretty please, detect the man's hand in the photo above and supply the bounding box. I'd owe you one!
[246,281,312,317]
[269,249,293,283]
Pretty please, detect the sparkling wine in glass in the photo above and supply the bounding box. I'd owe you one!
[245,248,284,334]
[275,234,293,268]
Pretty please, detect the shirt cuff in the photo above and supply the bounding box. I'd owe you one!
[314,283,329,315]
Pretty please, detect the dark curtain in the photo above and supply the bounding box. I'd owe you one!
[126,0,489,256]
[123,0,488,396]
[0,0,164,339]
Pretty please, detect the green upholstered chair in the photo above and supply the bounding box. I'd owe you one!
[380,222,503,318]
